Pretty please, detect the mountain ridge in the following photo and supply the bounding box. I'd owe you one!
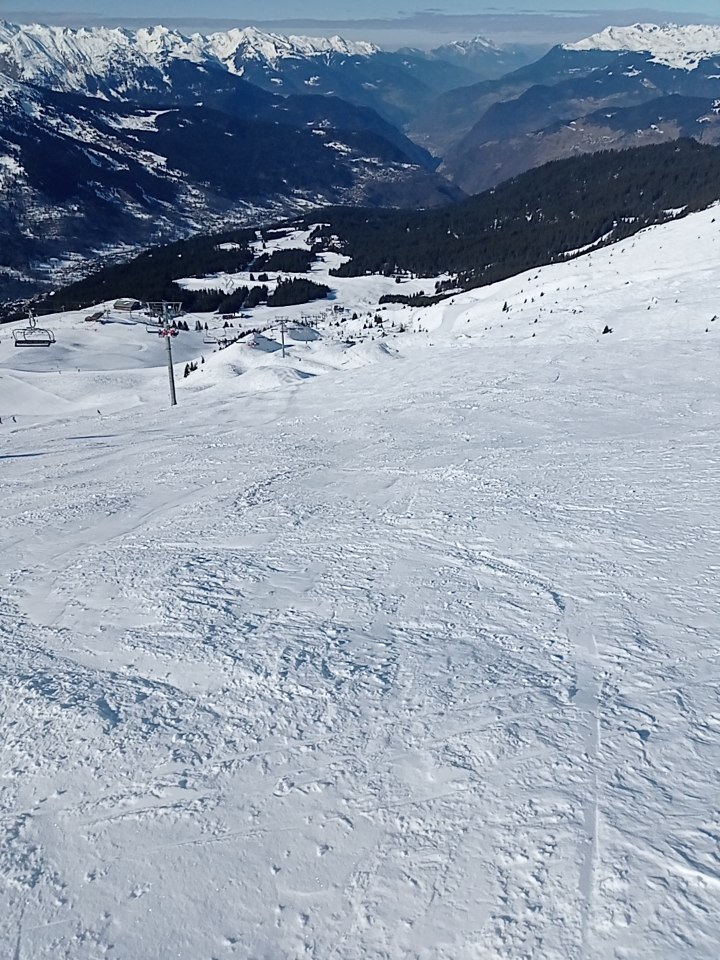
[564,22,720,69]
[411,24,720,188]
[0,20,481,126]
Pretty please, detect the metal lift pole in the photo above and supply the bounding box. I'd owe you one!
[163,304,178,407]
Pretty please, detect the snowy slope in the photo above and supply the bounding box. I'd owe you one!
[206,27,378,69]
[565,22,720,70]
[1,209,720,958]
[0,21,198,92]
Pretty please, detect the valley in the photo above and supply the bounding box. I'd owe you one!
[4,21,720,305]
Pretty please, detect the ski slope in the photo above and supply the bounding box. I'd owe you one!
[1,208,720,959]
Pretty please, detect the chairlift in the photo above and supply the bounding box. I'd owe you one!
[145,321,179,337]
[13,313,56,348]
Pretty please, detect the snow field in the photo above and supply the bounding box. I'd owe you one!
[0,208,719,958]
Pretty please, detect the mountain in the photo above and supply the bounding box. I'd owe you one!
[0,21,476,127]
[0,21,470,304]
[428,36,544,80]
[407,44,625,154]
[296,140,720,294]
[443,95,720,195]
[0,21,379,95]
[0,72,460,305]
[565,22,720,68]
[211,29,476,126]
[411,23,720,191]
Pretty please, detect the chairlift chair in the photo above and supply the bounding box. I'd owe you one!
[145,322,179,337]
[13,314,56,348]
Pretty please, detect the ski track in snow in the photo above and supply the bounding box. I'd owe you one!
[0,209,719,957]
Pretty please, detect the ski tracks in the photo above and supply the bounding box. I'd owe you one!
[567,602,603,959]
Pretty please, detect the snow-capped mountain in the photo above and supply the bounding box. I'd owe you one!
[564,22,720,70]
[429,35,540,79]
[206,26,379,67]
[0,21,379,89]
[0,21,472,126]
[411,22,720,190]
[0,22,198,93]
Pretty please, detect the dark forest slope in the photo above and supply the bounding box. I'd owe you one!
[302,140,720,296]
[19,140,720,319]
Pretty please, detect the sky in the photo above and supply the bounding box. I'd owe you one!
[2,1,720,13]
[1,3,719,47]
[2,1,719,14]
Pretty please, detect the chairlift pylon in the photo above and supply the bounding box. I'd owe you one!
[13,312,56,348]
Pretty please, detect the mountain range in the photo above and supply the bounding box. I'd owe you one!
[0,22,496,125]
[2,20,720,305]
[0,21,481,302]
[412,23,720,191]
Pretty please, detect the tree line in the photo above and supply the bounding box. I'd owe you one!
[302,140,720,297]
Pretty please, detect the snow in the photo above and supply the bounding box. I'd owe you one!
[434,35,505,58]
[0,20,380,96]
[103,109,176,132]
[565,22,720,70]
[1,208,720,957]
[325,140,353,154]
[0,20,171,91]
[0,152,22,175]
[205,27,378,68]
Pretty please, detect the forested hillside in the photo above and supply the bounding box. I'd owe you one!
[32,229,255,314]
[304,140,720,296]
[16,139,720,320]
[21,229,330,317]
